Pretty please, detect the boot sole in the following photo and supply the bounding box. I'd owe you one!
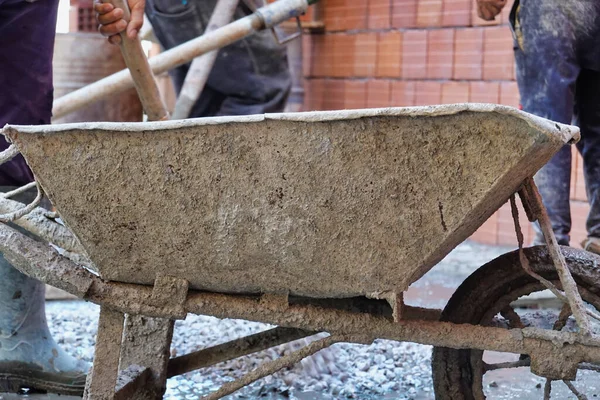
[0,372,85,396]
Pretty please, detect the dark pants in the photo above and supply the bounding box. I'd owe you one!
[0,0,59,186]
[145,0,291,117]
[511,0,600,245]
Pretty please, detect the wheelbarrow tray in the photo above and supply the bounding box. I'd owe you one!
[3,104,578,298]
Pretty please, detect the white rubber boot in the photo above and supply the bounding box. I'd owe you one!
[0,255,89,395]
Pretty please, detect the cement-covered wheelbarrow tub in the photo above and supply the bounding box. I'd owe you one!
[2,104,600,399]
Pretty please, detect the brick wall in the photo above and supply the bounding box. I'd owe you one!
[302,0,590,248]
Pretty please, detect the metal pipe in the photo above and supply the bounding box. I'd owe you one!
[166,327,313,378]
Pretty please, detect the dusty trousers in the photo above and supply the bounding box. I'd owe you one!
[511,0,600,245]
[145,0,292,117]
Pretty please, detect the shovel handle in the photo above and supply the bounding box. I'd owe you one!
[102,0,169,121]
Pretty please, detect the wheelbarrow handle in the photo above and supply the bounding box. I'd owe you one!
[102,0,169,122]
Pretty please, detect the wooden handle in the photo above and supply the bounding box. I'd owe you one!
[103,0,169,121]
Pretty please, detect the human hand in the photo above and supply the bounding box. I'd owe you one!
[476,0,506,21]
[94,0,146,45]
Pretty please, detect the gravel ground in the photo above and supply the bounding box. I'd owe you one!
[40,240,512,400]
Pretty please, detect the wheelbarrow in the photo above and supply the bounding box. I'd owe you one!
[1,0,600,398]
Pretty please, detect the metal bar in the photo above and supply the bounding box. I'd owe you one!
[200,334,340,400]
[0,145,18,165]
[119,315,174,400]
[84,307,124,400]
[184,291,600,364]
[167,327,313,378]
[522,178,593,335]
[171,0,239,120]
[114,366,152,400]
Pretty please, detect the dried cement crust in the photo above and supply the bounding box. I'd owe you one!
[3,104,579,298]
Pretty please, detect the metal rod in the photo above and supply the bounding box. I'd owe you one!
[167,326,313,378]
[83,307,125,400]
[0,145,19,165]
[171,0,239,120]
[200,335,340,400]
[523,178,593,335]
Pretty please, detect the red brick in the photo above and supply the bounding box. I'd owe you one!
[402,30,428,79]
[331,34,356,78]
[469,81,499,103]
[376,31,403,78]
[326,0,368,31]
[354,33,378,77]
[391,81,416,106]
[483,26,515,80]
[453,28,484,80]
[322,80,346,110]
[302,78,312,111]
[367,80,391,108]
[344,0,369,30]
[391,0,418,28]
[324,0,369,31]
[323,0,346,31]
[417,0,443,27]
[471,0,501,26]
[442,0,471,26]
[415,81,442,105]
[304,79,326,110]
[368,0,391,29]
[311,35,326,77]
[441,81,469,104]
[344,80,368,109]
[571,200,590,247]
[499,81,520,108]
[496,200,533,246]
[303,34,313,77]
[427,28,454,79]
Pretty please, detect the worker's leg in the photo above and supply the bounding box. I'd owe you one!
[0,0,88,395]
[145,0,291,117]
[0,251,88,395]
[574,69,600,253]
[511,0,580,245]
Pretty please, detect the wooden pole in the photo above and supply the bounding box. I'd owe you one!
[170,0,239,120]
[103,0,169,121]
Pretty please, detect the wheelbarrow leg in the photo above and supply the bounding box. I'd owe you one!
[84,307,125,400]
[118,315,175,400]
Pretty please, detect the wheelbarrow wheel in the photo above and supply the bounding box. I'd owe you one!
[431,245,600,400]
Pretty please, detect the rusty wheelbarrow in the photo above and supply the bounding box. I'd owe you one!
[2,103,600,399]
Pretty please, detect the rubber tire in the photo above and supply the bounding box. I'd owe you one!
[431,245,600,400]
